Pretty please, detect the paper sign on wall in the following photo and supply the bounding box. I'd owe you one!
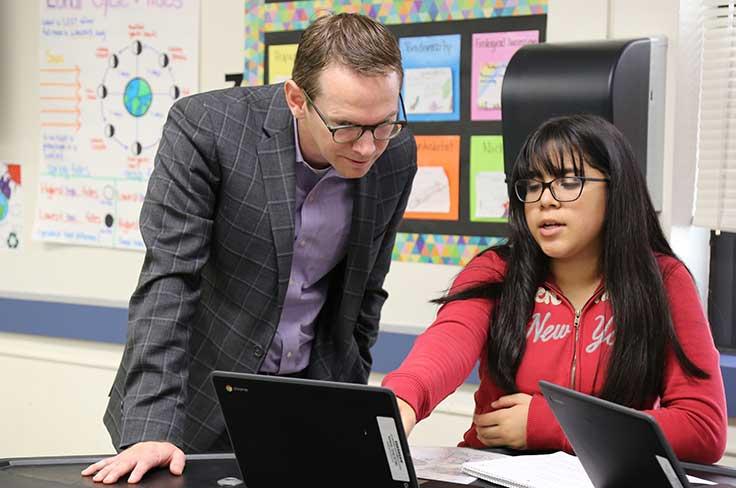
[0,162,22,250]
[268,44,298,84]
[470,136,508,222]
[34,0,199,250]
[405,135,460,221]
[471,30,539,121]
[400,35,461,122]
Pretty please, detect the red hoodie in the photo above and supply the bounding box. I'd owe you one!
[382,250,727,463]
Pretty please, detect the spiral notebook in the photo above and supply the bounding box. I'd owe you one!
[461,451,594,488]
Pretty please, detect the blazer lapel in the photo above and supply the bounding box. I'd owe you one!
[334,166,378,346]
[256,88,296,304]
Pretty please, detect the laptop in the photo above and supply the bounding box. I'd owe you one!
[212,371,470,488]
[539,380,732,488]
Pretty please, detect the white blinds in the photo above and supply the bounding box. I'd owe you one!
[694,1,736,232]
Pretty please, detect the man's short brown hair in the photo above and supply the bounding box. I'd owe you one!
[291,12,403,99]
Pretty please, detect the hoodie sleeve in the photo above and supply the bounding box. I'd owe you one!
[381,252,503,421]
[642,260,727,463]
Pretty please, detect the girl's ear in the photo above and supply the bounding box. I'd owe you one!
[284,80,308,119]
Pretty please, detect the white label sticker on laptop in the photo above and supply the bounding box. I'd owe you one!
[655,455,685,488]
[376,416,410,482]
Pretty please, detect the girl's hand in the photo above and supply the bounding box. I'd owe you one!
[473,393,532,449]
[396,397,418,436]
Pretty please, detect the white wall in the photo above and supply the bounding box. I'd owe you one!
[0,0,245,456]
[0,0,727,461]
[0,0,245,307]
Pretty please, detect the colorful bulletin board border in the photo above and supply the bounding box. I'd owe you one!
[392,232,506,266]
[245,0,547,265]
[244,0,548,87]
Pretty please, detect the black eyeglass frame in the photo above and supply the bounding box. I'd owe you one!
[302,90,408,144]
[514,176,610,203]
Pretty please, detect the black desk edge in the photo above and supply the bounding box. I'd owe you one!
[0,452,236,469]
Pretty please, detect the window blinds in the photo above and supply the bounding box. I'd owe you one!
[694,1,736,232]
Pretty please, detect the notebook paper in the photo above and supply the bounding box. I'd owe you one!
[461,452,594,488]
[461,452,716,488]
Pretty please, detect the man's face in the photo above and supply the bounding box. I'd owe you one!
[292,64,403,179]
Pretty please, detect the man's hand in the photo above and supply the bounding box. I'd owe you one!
[81,441,186,484]
[473,393,532,450]
[396,397,418,436]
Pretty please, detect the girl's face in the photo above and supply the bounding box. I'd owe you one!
[523,159,608,267]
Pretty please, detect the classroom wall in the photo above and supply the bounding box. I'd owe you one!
[1,0,729,461]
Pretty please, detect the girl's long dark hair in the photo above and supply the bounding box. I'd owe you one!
[438,114,707,408]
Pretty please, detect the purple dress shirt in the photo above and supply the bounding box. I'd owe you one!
[259,119,353,374]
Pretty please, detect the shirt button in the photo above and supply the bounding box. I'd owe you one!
[299,240,306,247]
[286,351,293,359]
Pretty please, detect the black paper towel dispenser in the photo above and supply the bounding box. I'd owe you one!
[501,38,666,210]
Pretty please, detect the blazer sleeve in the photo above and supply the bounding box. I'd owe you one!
[352,137,417,381]
[117,94,221,449]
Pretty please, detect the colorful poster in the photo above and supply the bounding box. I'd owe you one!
[34,0,199,249]
[244,1,548,87]
[471,30,539,121]
[470,136,508,222]
[267,43,298,84]
[0,162,22,250]
[400,35,461,122]
[405,136,460,221]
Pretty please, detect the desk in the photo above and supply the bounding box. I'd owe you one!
[1,453,735,487]
[0,454,490,488]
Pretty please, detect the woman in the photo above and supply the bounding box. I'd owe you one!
[382,114,727,463]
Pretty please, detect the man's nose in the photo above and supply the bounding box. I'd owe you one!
[351,130,376,156]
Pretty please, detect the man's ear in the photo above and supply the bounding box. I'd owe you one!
[284,80,307,119]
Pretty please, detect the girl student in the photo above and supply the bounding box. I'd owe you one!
[382,114,727,463]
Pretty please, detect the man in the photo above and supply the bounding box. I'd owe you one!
[83,13,416,484]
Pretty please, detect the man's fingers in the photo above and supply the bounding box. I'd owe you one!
[83,441,182,484]
[81,457,114,476]
[127,459,155,484]
[95,459,134,484]
[91,463,115,483]
[168,449,186,476]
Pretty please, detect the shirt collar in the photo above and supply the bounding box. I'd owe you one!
[293,116,331,177]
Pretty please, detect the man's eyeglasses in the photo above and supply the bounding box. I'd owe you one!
[302,90,407,144]
[514,176,610,203]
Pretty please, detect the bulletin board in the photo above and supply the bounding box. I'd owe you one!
[243,0,547,265]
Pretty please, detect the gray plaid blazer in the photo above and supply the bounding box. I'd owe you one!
[103,84,417,453]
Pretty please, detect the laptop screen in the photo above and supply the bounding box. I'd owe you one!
[539,380,692,488]
[212,371,420,488]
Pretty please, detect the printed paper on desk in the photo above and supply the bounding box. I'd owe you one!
[461,451,594,488]
[407,166,451,214]
[411,446,508,485]
[405,67,453,114]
